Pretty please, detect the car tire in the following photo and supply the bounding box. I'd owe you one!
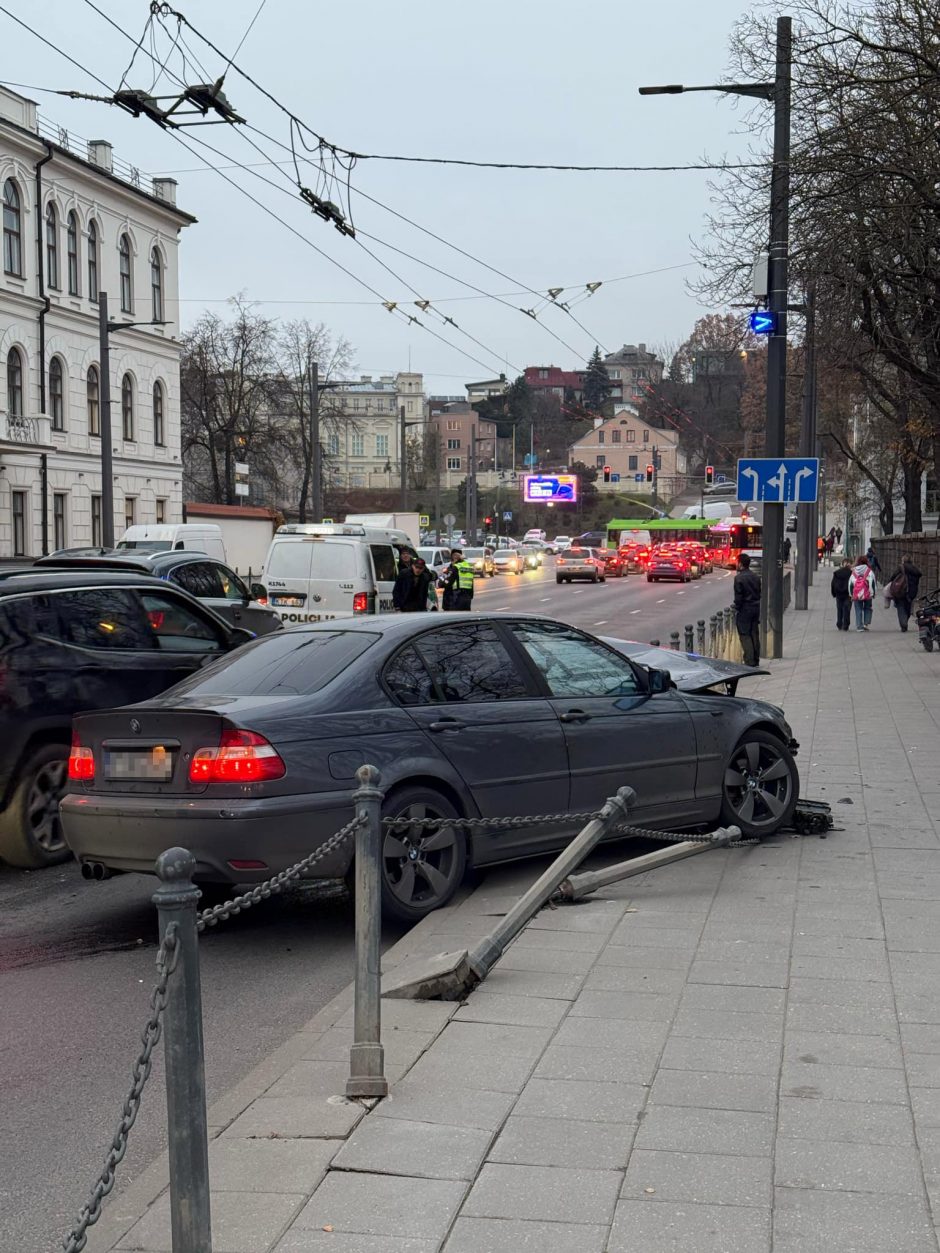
[0,742,71,868]
[647,576,654,582]
[719,730,799,839]
[922,637,934,652]
[556,576,563,584]
[600,576,607,583]
[380,786,467,923]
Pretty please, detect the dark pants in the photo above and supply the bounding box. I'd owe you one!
[896,597,913,631]
[454,590,473,611]
[736,614,760,666]
[835,595,851,631]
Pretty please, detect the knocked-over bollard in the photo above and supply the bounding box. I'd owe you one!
[153,849,211,1253]
[347,765,388,1098]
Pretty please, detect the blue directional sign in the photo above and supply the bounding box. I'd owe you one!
[737,457,819,503]
[717,474,726,483]
[610,472,621,483]
[634,473,644,482]
[749,309,777,335]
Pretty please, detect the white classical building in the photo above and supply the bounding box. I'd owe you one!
[324,373,426,489]
[0,87,194,556]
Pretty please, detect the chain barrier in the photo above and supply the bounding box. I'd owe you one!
[197,813,366,931]
[385,812,758,848]
[62,927,180,1253]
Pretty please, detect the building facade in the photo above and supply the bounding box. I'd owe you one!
[523,365,585,401]
[603,343,664,406]
[427,399,497,489]
[568,409,688,496]
[324,372,425,489]
[0,87,194,556]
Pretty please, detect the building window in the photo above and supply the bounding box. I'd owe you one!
[351,433,364,457]
[66,210,79,295]
[446,419,460,431]
[11,491,26,555]
[49,356,64,430]
[45,202,58,289]
[447,438,461,450]
[539,369,548,379]
[596,456,605,468]
[124,496,136,529]
[327,432,339,456]
[87,220,98,302]
[628,455,638,471]
[611,429,621,444]
[3,179,22,276]
[597,430,605,444]
[7,347,24,416]
[446,456,461,471]
[625,429,635,443]
[53,492,67,550]
[150,246,163,322]
[91,494,102,546]
[643,429,650,443]
[376,433,389,457]
[87,366,100,435]
[153,381,165,446]
[609,368,620,380]
[155,498,167,523]
[121,374,134,440]
[119,233,132,312]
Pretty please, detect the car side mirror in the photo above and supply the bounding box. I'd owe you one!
[647,667,672,694]
[227,626,256,650]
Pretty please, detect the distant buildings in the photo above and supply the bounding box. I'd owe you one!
[524,365,585,401]
[568,408,687,494]
[325,372,425,489]
[428,398,497,489]
[602,343,664,406]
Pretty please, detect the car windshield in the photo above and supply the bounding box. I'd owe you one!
[464,548,484,559]
[566,548,590,557]
[165,630,381,697]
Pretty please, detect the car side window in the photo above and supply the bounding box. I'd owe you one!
[414,624,530,703]
[383,644,436,706]
[371,545,398,582]
[214,564,249,602]
[54,589,156,651]
[510,623,640,699]
[172,561,225,600]
[141,592,227,653]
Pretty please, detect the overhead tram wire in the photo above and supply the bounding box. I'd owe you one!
[0,4,113,91]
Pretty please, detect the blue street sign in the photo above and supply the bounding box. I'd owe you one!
[610,472,620,483]
[523,453,538,466]
[634,473,644,482]
[737,457,819,503]
[749,309,777,335]
[717,474,726,483]
[502,510,513,521]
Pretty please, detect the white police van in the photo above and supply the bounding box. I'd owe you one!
[258,523,414,624]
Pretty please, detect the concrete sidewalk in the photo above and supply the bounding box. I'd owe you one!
[87,576,940,1252]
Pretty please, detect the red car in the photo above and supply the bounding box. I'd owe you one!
[603,549,626,578]
[647,549,692,583]
[618,544,650,573]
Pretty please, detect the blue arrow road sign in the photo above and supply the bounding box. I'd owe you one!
[610,472,620,483]
[749,309,777,335]
[737,457,819,503]
[634,472,644,482]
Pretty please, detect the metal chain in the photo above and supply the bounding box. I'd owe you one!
[384,811,603,831]
[61,927,180,1253]
[197,813,365,931]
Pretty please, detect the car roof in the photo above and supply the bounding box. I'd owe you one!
[35,550,216,573]
[0,569,176,594]
[268,611,559,641]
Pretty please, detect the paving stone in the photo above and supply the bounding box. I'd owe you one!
[786,1001,900,1036]
[680,984,786,1015]
[583,965,688,994]
[331,1116,491,1181]
[454,991,571,1029]
[490,1114,634,1169]
[434,1020,554,1059]
[906,1053,940,1088]
[443,1216,608,1252]
[552,1015,670,1053]
[634,1104,775,1157]
[338,999,457,1034]
[221,1095,364,1141]
[372,1079,515,1133]
[787,975,896,1010]
[658,1034,782,1077]
[275,1234,438,1253]
[688,959,790,988]
[621,1149,772,1208]
[790,934,889,962]
[780,1059,910,1104]
[783,1029,903,1070]
[482,966,586,1000]
[533,1041,663,1085]
[670,1006,784,1043]
[649,1068,778,1113]
[462,1163,622,1225]
[301,1027,435,1070]
[609,923,703,949]
[116,1190,303,1253]
[527,904,624,933]
[509,928,609,953]
[594,944,693,971]
[608,1199,771,1252]
[404,1046,535,1094]
[772,1187,938,1253]
[497,944,597,974]
[774,1138,924,1194]
[293,1172,466,1240]
[777,1094,915,1145]
[789,953,891,982]
[694,940,787,965]
[568,989,680,1022]
[903,1024,940,1054]
[512,1076,647,1124]
[208,1137,339,1194]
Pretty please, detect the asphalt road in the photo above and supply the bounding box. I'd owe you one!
[0,560,740,1253]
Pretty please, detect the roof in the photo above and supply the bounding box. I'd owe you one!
[185,503,278,520]
[0,569,172,593]
[34,551,214,573]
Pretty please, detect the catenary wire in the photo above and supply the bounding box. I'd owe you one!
[0,5,113,91]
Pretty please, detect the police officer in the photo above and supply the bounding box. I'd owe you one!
[441,548,474,611]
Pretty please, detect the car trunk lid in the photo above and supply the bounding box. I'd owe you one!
[73,707,225,795]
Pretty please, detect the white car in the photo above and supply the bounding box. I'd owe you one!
[553,535,572,551]
[492,549,524,574]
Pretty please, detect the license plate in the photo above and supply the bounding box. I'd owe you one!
[105,747,174,781]
[272,595,305,607]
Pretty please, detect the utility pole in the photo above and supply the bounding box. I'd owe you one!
[469,422,478,542]
[98,292,115,547]
[433,435,441,543]
[308,358,322,523]
[651,445,659,512]
[399,405,407,510]
[795,286,816,609]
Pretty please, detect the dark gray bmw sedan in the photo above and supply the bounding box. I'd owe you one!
[62,614,798,923]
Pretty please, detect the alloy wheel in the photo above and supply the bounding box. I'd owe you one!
[26,759,68,853]
[383,802,461,911]
[723,739,793,831]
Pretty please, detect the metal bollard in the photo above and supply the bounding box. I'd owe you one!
[684,623,694,652]
[669,630,681,651]
[709,614,718,657]
[153,849,211,1253]
[347,764,388,1098]
[697,619,706,653]
[649,638,660,647]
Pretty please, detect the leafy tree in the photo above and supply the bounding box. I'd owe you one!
[582,346,612,415]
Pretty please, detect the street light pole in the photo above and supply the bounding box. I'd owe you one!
[98,292,115,547]
[308,358,322,523]
[795,285,816,609]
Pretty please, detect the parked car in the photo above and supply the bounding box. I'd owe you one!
[37,551,283,635]
[0,570,254,869]
[63,614,799,922]
[556,547,607,583]
[492,550,524,574]
[602,549,626,578]
[463,547,496,577]
[647,549,693,583]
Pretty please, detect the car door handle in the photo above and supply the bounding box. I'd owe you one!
[429,719,464,732]
[559,709,590,723]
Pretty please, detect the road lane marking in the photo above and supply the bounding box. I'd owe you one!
[656,599,665,604]
[677,590,685,595]
[594,620,608,626]
[495,606,510,611]
[540,597,551,603]
[630,609,642,614]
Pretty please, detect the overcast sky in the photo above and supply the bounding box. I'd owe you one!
[6,0,761,391]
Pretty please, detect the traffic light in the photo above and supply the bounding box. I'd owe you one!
[646,464,654,483]
[603,465,612,483]
[484,515,493,527]
[705,465,714,486]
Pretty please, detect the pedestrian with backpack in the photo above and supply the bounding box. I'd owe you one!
[831,557,852,631]
[849,556,876,631]
[885,554,922,632]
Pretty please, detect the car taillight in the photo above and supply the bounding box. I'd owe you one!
[68,732,95,781]
[557,557,565,565]
[352,591,369,614]
[189,730,286,784]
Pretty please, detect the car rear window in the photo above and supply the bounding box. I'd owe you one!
[166,630,381,697]
[566,547,589,557]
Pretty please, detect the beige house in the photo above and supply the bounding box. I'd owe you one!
[324,372,425,489]
[568,410,688,495]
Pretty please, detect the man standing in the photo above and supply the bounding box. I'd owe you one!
[831,557,853,631]
[392,550,416,612]
[783,536,792,564]
[886,553,922,632]
[733,552,761,666]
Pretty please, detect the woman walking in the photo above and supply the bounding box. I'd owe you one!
[849,556,876,631]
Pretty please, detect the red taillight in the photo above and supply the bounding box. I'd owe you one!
[68,732,94,782]
[557,558,565,565]
[352,591,369,614]
[189,730,286,784]
[147,610,166,631]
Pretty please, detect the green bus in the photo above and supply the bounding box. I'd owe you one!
[605,518,713,547]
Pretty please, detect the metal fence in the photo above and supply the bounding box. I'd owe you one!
[650,604,745,664]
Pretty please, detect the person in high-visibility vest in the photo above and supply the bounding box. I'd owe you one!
[440,548,475,611]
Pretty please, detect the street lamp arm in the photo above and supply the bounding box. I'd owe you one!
[638,82,774,101]
[106,319,170,331]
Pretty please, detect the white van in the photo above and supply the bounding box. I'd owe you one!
[259,523,412,624]
[117,523,226,561]
[682,502,739,522]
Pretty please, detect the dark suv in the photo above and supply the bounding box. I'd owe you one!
[36,550,282,635]
[0,570,253,870]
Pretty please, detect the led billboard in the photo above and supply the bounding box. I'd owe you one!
[523,474,579,503]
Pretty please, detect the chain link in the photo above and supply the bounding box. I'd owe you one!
[384,811,603,831]
[197,814,365,931]
[62,927,180,1253]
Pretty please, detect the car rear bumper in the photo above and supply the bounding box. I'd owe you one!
[61,790,356,883]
